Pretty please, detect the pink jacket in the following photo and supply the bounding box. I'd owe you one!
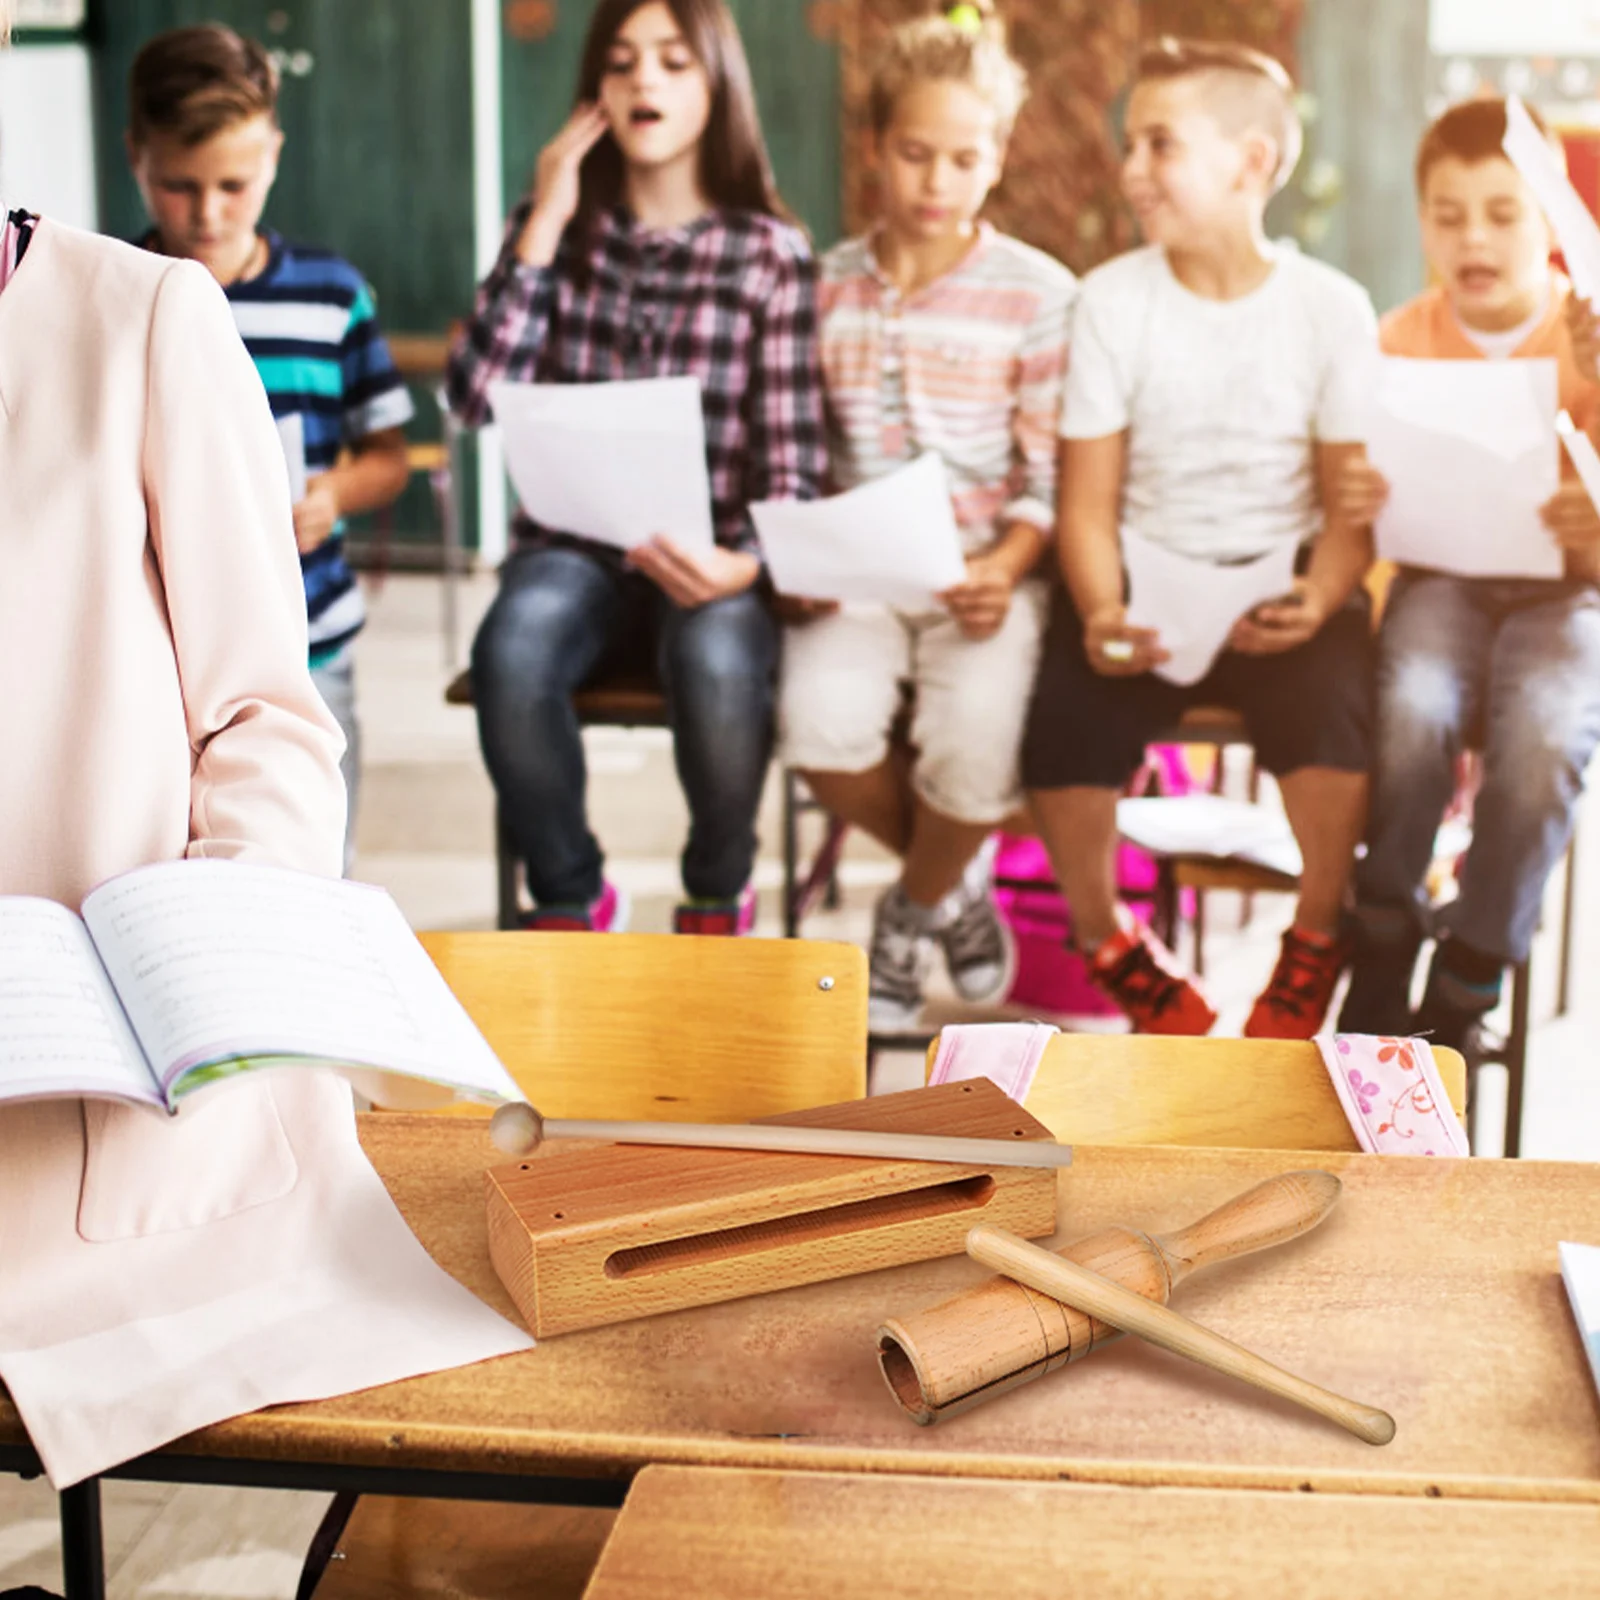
[0,217,345,907]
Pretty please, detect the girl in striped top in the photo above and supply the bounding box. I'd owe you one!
[449,0,826,936]
[780,2,1076,1028]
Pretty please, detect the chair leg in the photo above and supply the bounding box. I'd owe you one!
[1192,888,1208,978]
[1152,859,1179,951]
[1556,830,1579,1019]
[783,769,801,938]
[1504,959,1531,1159]
[495,803,520,931]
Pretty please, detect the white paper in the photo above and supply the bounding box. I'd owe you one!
[1121,531,1298,687]
[1504,97,1600,305]
[489,376,714,552]
[81,861,521,1108]
[1366,358,1563,580]
[276,412,308,505]
[1558,410,1600,519]
[1116,795,1303,878]
[752,453,968,606]
[1559,1241,1600,1404]
[0,899,159,1108]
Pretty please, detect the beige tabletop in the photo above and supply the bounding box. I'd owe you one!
[584,1464,1600,1599]
[3,1123,1599,1501]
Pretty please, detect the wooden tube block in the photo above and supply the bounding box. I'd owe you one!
[878,1170,1341,1423]
[486,1080,1061,1336]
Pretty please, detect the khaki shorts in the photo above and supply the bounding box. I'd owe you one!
[779,579,1047,824]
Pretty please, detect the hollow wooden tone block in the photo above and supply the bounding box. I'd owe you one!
[485,1080,1061,1336]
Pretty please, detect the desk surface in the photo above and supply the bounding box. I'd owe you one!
[585,1464,1600,1599]
[4,1125,1599,1501]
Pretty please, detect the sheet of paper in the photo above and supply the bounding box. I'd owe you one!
[82,861,522,1108]
[275,412,308,505]
[1366,357,1563,580]
[1559,1241,1600,1404]
[1122,531,1298,687]
[1504,96,1600,304]
[751,453,968,606]
[1558,409,1600,518]
[0,898,160,1108]
[1116,795,1303,878]
[489,376,714,552]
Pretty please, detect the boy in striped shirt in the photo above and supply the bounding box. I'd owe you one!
[779,6,1075,1029]
[126,25,413,869]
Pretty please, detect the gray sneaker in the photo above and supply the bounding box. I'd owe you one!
[868,885,932,1031]
[934,843,1016,1005]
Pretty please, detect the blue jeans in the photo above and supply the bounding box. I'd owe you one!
[1355,571,1600,962]
[471,543,778,909]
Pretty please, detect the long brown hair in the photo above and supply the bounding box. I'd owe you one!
[572,0,787,225]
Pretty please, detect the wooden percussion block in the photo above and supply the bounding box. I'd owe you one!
[485,1079,1061,1336]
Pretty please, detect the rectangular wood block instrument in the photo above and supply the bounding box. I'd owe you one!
[485,1079,1061,1336]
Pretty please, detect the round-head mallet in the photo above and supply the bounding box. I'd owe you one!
[489,1102,1072,1169]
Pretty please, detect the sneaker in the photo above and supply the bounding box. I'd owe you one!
[674,885,757,936]
[1412,942,1503,1055]
[1089,909,1217,1035]
[1245,925,1348,1039]
[867,884,933,1032]
[1337,906,1422,1036]
[524,880,630,933]
[933,845,1016,1005]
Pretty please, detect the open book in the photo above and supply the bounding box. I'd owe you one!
[0,860,522,1114]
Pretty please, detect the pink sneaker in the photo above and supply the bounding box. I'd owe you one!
[673,885,757,936]
[524,881,631,933]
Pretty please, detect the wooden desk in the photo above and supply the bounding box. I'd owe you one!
[586,1464,1600,1599]
[5,1129,1596,1504]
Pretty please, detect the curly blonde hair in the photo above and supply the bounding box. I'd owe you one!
[868,3,1027,139]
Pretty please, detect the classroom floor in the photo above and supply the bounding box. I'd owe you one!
[5,570,1598,1597]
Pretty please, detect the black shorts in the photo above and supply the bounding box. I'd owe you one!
[1021,584,1375,790]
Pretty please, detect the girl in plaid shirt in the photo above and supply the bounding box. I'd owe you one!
[448,0,825,935]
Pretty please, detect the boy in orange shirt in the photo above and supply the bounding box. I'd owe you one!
[1338,99,1600,1054]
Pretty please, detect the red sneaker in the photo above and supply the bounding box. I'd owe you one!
[1245,925,1348,1039]
[673,885,757,936]
[1089,911,1217,1035]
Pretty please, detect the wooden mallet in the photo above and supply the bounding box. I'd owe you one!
[966,1224,1396,1445]
[490,1102,1073,1169]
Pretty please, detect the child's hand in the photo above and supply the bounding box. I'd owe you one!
[1334,458,1390,528]
[628,537,761,609]
[1229,579,1329,655]
[937,553,1016,640]
[293,479,341,555]
[1541,479,1600,549]
[773,594,840,623]
[1083,603,1166,676]
[1566,294,1600,385]
[518,104,610,265]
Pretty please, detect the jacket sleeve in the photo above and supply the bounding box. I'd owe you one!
[142,259,347,877]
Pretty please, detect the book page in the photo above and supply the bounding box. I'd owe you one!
[82,861,520,1107]
[489,376,715,552]
[0,898,162,1108]
[751,454,969,606]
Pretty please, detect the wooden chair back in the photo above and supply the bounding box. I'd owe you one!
[415,931,867,1122]
[927,1033,1468,1151]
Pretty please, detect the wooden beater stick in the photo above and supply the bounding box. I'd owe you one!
[966,1225,1396,1446]
[490,1102,1072,1169]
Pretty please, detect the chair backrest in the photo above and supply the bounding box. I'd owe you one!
[417,931,867,1121]
[926,1033,1467,1151]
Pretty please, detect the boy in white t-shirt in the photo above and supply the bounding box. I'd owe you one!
[1021,38,1379,1037]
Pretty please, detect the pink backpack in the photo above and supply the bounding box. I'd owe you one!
[993,745,1207,1019]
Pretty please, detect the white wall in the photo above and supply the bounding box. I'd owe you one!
[0,42,97,229]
